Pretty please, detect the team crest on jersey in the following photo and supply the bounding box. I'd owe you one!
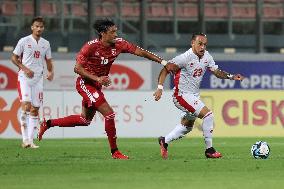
[111,49,116,55]
[95,51,99,56]
[190,63,194,67]
[28,44,31,48]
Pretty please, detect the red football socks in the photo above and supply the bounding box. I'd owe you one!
[104,113,117,150]
[50,115,89,127]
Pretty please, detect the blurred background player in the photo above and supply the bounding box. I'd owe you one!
[153,33,244,159]
[38,19,178,159]
[11,16,54,148]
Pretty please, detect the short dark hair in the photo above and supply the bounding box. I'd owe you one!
[31,16,44,25]
[191,32,206,41]
[93,19,115,38]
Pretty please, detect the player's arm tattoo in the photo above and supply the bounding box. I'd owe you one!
[213,69,233,80]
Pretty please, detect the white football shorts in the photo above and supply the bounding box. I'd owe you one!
[17,75,43,107]
[173,93,205,120]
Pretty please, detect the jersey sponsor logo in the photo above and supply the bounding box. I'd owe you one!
[0,65,18,89]
[106,65,144,90]
[0,97,21,134]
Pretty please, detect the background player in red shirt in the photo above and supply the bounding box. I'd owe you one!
[38,19,178,159]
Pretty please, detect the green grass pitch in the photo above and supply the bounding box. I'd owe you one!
[1,137,284,189]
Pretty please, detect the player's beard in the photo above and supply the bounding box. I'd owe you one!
[34,31,42,37]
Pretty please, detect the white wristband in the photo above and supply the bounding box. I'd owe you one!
[157,85,163,90]
[161,60,167,66]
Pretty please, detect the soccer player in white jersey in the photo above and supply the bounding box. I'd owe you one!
[11,17,54,148]
[153,33,244,159]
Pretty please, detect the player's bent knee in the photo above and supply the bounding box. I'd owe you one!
[181,114,195,127]
[30,106,40,116]
[181,118,194,127]
[22,102,31,112]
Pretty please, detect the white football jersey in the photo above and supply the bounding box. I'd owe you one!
[171,48,218,96]
[13,34,52,83]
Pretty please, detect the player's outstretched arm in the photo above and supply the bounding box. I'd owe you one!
[133,47,179,73]
[153,67,169,101]
[212,69,245,81]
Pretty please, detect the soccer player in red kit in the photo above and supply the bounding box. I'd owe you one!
[38,19,178,159]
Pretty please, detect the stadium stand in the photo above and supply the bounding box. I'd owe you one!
[205,4,229,19]
[233,6,255,19]
[263,6,284,19]
[0,0,284,52]
[70,2,87,17]
[1,1,17,16]
[1,0,57,16]
[122,4,140,17]
[22,1,33,16]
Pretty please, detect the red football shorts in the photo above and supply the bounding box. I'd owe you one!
[76,77,106,108]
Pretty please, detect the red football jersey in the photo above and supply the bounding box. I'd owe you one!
[76,38,137,77]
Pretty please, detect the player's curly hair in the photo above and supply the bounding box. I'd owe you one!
[93,19,115,38]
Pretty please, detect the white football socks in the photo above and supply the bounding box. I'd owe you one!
[20,111,29,143]
[28,115,38,144]
[165,124,193,144]
[202,111,214,149]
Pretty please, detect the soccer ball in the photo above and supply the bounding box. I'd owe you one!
[251,141,270,159]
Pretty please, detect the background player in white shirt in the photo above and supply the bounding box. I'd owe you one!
[153,33,244,159]
[11,17,54,148]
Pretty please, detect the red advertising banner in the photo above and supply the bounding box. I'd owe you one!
[0,64,18,90]
[0,60,152,90]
